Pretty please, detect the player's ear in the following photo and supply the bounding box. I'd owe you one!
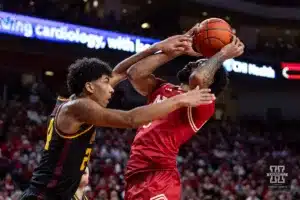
[85,82,94,94]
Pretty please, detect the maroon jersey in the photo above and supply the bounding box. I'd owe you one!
[125,81,215,180]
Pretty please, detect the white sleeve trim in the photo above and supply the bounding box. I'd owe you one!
[187,106,208,132]
[150,194,168,200]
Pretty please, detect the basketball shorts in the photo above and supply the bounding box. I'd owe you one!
[125,169,181,200]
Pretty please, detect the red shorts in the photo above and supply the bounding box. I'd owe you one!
[125,169,181,200]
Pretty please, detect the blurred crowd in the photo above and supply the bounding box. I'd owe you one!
[0,1,300,199]
[0,0,168,38]
[0,87,300,200]
[2,0,300,61]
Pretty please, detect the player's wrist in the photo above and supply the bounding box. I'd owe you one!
[173,94,188,108]
[150,43,163,53]
[217,50,229,61]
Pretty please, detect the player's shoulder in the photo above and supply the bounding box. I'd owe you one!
[153,78,180,93]
[156,82,184,95]
[150,80,183,97]
[62,97,99,117]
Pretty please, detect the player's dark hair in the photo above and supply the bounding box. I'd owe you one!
[177,59,208,84]
[67,57,112,96]
[210,66,229,96]
[177,58,229,96]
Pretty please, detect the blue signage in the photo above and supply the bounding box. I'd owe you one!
[0,11,159,53]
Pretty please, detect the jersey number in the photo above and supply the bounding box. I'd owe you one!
[44,118,54,150]
[80,148,92,171]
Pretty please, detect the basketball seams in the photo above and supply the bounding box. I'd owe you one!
[203,28,233,35]
[204,37,226,45]
[194,18,232,57]
[205,20,212,52]
[203,21,232,45]
[207,18,230,26]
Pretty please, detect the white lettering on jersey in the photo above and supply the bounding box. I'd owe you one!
[153,94,168,104]
[142,95,167,129]
[150,194,168,200]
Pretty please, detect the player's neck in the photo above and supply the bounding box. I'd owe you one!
[180,84,190,92]
[75,188,84,200]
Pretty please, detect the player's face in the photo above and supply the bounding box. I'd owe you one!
[88,75,114,107]
[80,167,89,187]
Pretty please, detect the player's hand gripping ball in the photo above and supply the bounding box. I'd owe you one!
[193,18,234,57]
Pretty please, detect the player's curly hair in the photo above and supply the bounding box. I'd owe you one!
[67,57,112,96]
[177,59,207,84]
[177,59,229,96]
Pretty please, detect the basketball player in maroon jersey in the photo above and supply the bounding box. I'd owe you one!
[124,31,244,199]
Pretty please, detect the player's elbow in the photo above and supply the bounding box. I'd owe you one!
[126,66,140,81]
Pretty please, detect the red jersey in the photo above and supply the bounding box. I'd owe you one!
[125,82,215,180]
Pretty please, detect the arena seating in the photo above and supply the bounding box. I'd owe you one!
[0,87,299,200]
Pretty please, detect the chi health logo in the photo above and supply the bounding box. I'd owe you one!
[266,165,288,184]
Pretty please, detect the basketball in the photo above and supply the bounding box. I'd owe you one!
[193,18,234,57]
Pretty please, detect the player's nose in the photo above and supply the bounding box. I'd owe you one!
[109,85,114,95]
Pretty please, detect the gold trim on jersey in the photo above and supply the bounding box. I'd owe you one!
[57,96,69,102]
[73,194,88,200]
[53,103,94,139]
[54,124,94,139]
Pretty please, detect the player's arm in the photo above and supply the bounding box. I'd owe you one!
[127,53,175,96]
[126,35,193,96]
[67,88,214,129]
[189,36,244,89]
[109,45,161,88]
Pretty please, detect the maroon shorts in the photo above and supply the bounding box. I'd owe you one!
[125,169,181,200]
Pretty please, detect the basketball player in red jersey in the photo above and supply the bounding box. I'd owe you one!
[124,28,244,199]
[20,36,215,199]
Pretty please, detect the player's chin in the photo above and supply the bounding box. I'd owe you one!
[98,99,109,107]
[103,100,109,107]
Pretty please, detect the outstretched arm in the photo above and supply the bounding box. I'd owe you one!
[109,45,160,87]
[127,35,195,96]
[65,88,214,129]
[127,53,176,96]
[189,36,244,89]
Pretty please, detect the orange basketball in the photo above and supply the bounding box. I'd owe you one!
[193,18,233,57]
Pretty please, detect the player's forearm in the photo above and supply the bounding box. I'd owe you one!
[127,95,183,128]
[127,52,177,80]
[110,46,159,86]
[113,45,159,75]
[189,51,227,88]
